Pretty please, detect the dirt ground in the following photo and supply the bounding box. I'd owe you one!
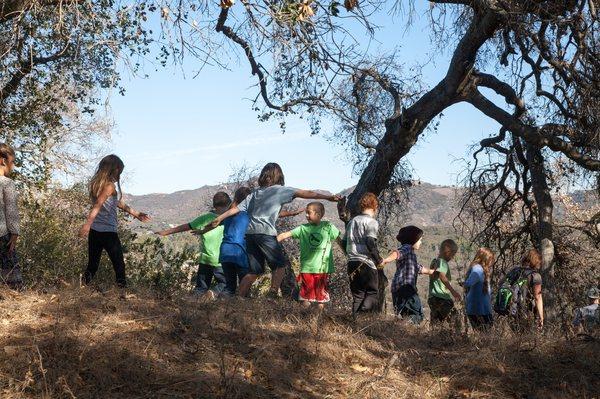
[0,286,598,398]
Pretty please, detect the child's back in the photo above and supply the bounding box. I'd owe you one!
[239,185,296,235]
[0,175,19,237]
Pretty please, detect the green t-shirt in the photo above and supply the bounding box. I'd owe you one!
[189,212,224,267]
[291,221,340,274]
[429,258,453,300]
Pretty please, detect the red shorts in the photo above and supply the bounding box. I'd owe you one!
[298,273,330,303]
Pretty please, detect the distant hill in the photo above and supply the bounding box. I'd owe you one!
[125,181,462,231]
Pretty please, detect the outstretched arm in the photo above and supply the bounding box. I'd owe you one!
[276,231,293,242]
[380,250,399,266]
[209,205,240,228]
[155,223,192,237]
[294,189,342,202]
[279,207,304,218]
[118,200,150,222]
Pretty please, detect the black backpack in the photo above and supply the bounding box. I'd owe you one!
[494,267,534,316]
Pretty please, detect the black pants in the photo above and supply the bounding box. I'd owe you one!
[468,314,493,331]
[84,229,126,287]
[195,264,226,294]
[348,261,379,314]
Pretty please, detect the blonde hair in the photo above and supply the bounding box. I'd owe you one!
[89,155,124,202]
[469,247,495,293]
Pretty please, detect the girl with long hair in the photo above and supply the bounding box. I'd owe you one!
[79,155,150,288]
[464,247,495,330]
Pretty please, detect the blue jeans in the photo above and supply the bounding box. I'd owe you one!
[221,261,248,297]
[195,264,226,294]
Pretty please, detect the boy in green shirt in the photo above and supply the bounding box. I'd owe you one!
[428,239,462,323]
[156,192,231,299]
[278,202,340,309]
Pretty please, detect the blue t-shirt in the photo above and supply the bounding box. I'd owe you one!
[464,264,492,316]
[219,211,250,269]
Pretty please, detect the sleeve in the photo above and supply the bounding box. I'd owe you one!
[3,181,20,235]
[464,266,483,288]
[329,223,341,240]
[365,219,379,239]
[277,186,297,205]
[188,213,215,230]
[365,236,383,265]
[290,225,303,239]
[573,308,583,327]
[237,192,254,212]
[530,272,543,287]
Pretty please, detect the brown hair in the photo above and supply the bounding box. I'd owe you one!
[521,248,542,270]
[307,202,325,217]
[440,239,458,255]
[89,154,124,202]
[258,163,284,187]
[0,143,15,161]
[359,192,379,212]
[469,247,495,293]
[233,186,252,204]
[213,191,232,208]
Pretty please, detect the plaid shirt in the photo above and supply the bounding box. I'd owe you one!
[391,244,422,293]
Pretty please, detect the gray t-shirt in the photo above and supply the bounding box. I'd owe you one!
[91,194,118,233]
[345,213,379,269]
[0,176,19,237]
[573,303,599,328]
[238,185,297,236]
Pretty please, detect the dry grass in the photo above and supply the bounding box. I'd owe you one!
[0,286,598,399]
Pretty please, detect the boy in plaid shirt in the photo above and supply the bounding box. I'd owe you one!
[381,226,433,324]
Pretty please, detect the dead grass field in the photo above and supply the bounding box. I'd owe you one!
[0,286,598,399]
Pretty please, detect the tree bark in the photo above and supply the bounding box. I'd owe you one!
[526,143,556,318]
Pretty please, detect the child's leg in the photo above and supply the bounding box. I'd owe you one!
[221,262,238,297]
[211,266,226,295]
[83,230,104,285]
[103,232,127,288]
[238,274,258,297]
[0,235,22,289]
[348,261,366,314]
[194,264,214,294]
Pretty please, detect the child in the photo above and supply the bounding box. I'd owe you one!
[381,225,433,324]
[79,155,150,288]
[156,192,231,299]
[216,187,252,297]
[277,202,340,309]
[209,162,340,298]
[345,192,383,315]
[0,143,22,289]
[464,247,495,330]
[428,239,462,323]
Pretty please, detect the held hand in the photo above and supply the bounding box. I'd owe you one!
[294,207,306,216]
[136,212,151,222]
[78,224,90,238]
[154,230,167,237]
[191,229,203,236]
[208,219,220,229]
[452,291,462,302]
[330,194,342,202]
[8,235,17,254]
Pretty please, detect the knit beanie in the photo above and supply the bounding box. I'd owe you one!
[396,225,424,246]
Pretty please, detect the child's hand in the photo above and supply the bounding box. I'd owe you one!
[208,219,220,229]
[452,291,462,302]
[330,194,342,202]
[293,207,305,216]
[136,212,151,222]
[155,230,167,237]
[191,229,203,236]
[8,235,18,254]
[78,224,90,238]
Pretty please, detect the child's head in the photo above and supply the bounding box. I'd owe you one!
[213,191,232,214]
[233,186,252,205]
[359,192,379,213]
[0,143,16,175]
[439,239,458,261]
[89,154,124,201]
[305,202,325,224]
[521,248,542,270]
[470,247,494,292]
[397,225,424,250]
[258,163,285,187]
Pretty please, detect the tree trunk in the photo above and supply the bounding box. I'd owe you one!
[526,144,556,318]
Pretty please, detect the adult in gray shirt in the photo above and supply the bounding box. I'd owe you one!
[211,163,340,298]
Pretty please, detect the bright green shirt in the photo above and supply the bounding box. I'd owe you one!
[429,258,453,300]
[189,212,224,267]
[291,221,340,274]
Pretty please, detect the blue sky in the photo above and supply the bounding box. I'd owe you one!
[105,3,500,195]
